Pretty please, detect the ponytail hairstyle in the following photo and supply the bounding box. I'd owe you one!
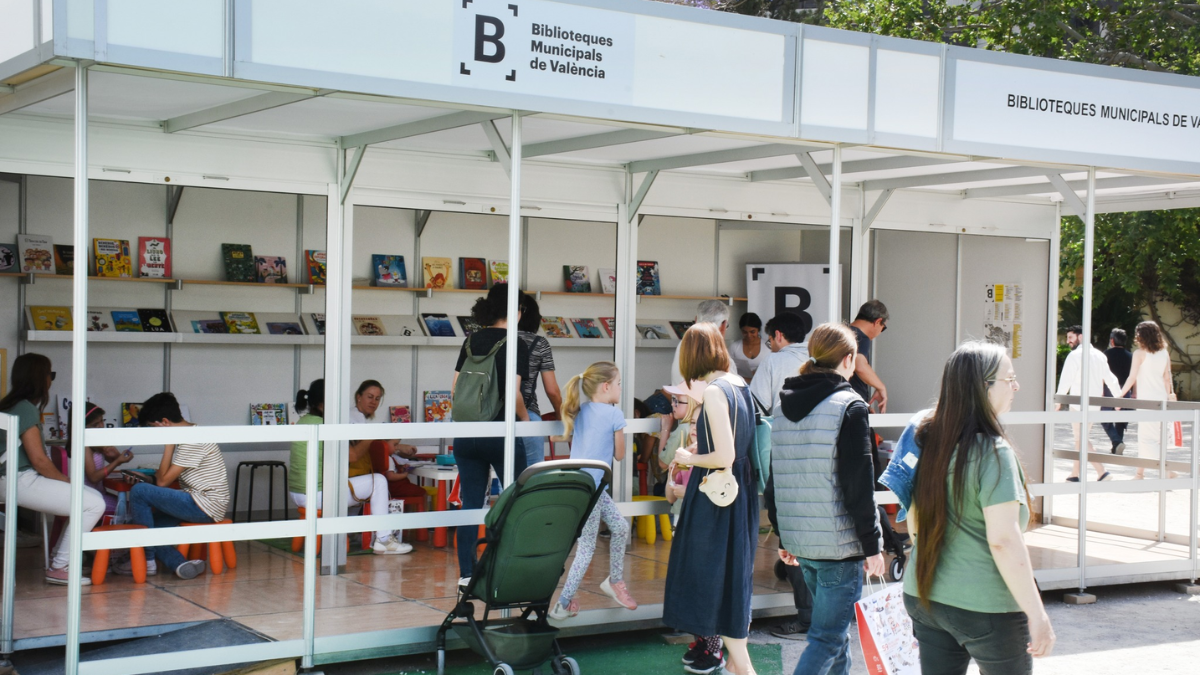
[296,378,325,418]
[559,361,620,440]
[798,323,857,377]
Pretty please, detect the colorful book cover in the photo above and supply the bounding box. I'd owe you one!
[421,313,455,337]
[310,313,326,336]
[670,320,695,339]
[304,250,327,285]
[112,310,143,332]
[540,316,572,338]
[29,306,72,331]
[137,237,171,278]
[121,403,141,428]
[424,391,453,423]
[459,257,488,290]
[87,311,113,332]
[93,238,132,278]
[192,319,228,334]
[221,243,255,282]
[17,234,55,274]
[563,265,591,293]
[598,267,617,294]
[137,308,172,332]
[371,254,407,287]
[221,311,261,334]
[352,316,387,336]
[389,406,412,424]
[457,315,484,338]
[571,317,602,338]
[250,403,288,425]
[255,255,287,283]
[53,245,74,275]
[599,317,616,338]
[636,260,661,296]
[636,323,672,340]
[423,256,453,289]
[489,260,509,284]
[0,243,15,272]
[267,322,305,335]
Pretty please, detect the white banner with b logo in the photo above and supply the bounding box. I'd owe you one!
[745,264,835,346]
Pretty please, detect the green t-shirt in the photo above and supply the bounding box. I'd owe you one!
[904,436,1028,614]
[0,400,43,476]
[288,413,323,494]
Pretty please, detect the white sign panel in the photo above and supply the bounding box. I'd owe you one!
[746,264,835,345]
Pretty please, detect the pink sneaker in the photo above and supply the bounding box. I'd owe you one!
[45,567,90,586]
[600,577,637,610]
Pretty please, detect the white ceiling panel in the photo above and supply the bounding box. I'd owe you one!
[205,96,452,139]
[21,72,263,121]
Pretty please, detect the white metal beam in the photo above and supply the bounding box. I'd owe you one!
[627,142,822,174]
[749,154,956,182]
[481,119,511,178]
[861,165,1063,192]
[862,189,894,229]
[1046,173,1087,218]
[163,90,332,133]
[522,128,679,158]
[339,110,509,149]
[0,67,74,116]
[340,146,367,205]
[964,175,1183,200]
[629,170,658,220]
[797,152,832,205]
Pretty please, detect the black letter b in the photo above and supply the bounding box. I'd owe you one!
[475,15,506,63]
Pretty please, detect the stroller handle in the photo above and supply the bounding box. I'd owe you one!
[517,459,612,488]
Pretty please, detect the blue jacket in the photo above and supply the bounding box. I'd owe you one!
[878,409,932,522]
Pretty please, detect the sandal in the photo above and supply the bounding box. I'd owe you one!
[1099,472,1112,482]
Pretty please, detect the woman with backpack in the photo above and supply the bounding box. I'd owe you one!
[451,283,531,586]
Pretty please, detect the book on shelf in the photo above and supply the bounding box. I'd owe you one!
[489,260,508,284]
[391,315,423,337]
[53,245,74,275]
[540,316,572,338]
[250,403,288,425]
[221,243,256,283]
[459,257,488,290]
[28,306,72,331]
[456,315,484,338]
[389,406,412,424]
[0,243,16,272]
[669,320,695,339]
[371,254,407,287]
[17,234,55,274]
[635,322,672,340]
[221,311,261,334]
[636,260,661,296]
[111,310,142,332]
[138,237,171,278]
[87,311,113,332]
[192,319,228,334]
[308,313,326,336]
[255,255,287,283]
[424,391,452,423]
[93,238,132,278]
[138,308,173,332]
[571,317,603,338]
[563,265,591,293]
[423,256,453,289]
[599,317,616,338]
[420,313,456,337]
[266,322,305,335]
[304,250,327,285]
[121,403,141,428]
[352,316,387,336]
[598,267,616,294]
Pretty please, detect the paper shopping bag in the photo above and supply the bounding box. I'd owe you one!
[1173,421,1184,448]
[856,582,920,675]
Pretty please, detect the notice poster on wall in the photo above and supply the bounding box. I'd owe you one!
[984,282,1023,359]
[746,264,835,346]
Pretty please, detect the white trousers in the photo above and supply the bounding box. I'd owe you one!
[0,469,106,569]
[290,473,391,539]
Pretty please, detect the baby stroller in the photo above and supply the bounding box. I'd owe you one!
[772,505,909,582]
[436,459,611,675]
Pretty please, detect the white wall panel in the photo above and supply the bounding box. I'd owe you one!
[107,0,223,57]
[875,50,940,138]
[0,0,35,63]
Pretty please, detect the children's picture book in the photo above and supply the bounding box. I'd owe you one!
[17,234,55,274]
[28,306,72,331]
[489,260,508,284]
[636,260,661,295]
[423,256,453,289]
[540,316,572,338]
[304,250,327,284]
[255,255,287,283]
[459,257,488,290]
[121,403,141,428]
[250,403,288,425]
[571,317,602,338]
[93,238,132,278]
[636,323,672,340]
[266,322,305,335]
[563,265,591,293]
[87,311,113,332]
[53,245,74,275]
[137,237,171,278]
[456,315,484,338]
[599,317,616,338]
[221,311,261,334]
[192,319,228,334]
[112,310,143,332]
[353,316,387,336]
[670,320,695,339]
[371,254,407,287]
[308,313,326,335]
[421,313,456,337]
[221,243,255,282]
[138,308,173,332]
[389,406,412,423]
[424,391,453,423]
[598,267,617,294]
[0,243,15,272]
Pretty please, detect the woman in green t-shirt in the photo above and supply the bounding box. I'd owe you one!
[905,341,1055,674]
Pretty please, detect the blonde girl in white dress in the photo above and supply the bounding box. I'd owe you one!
[1119,321,1175,479]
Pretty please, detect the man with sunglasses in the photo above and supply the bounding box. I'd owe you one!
[848,300,889,413]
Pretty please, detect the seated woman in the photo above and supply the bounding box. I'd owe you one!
[0,353,106,585]
[76,403,134,519]
[290,379,411,555]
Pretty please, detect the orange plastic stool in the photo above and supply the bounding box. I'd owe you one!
[291,507,357,553]
[91,524,148,585]
[361,502,373,550]
[175,519,237,575]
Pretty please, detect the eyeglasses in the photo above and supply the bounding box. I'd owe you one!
[989,375,1018,386]
[671,397,688,406]
[879,320,888,333]
[50,371,56,381]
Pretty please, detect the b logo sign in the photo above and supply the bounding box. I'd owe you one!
[459,2,518,81]
[746,264,836,345]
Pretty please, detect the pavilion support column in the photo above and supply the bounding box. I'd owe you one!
[502,114,523,486]
[828,144,843,322]
[1076,167,1097,594]
[615,173,638,503]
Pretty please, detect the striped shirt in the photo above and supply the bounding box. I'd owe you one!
[173,442,230,521]
[519,331,555,416]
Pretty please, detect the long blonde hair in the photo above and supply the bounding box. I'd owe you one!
[560,361,620,439]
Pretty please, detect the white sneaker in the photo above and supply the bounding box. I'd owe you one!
[458,576,471,587]
[372,536,413,555]
[548,598,578,620]
[174,560,206,580]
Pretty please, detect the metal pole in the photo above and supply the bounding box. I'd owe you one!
[1,413,19,660]
[301,426,319,668]
[828,145,842,322]
[320,163,346,573]
[65,61,90,675]
[294,194,304,396]
[1077,167,1095,592]
[1044,204,1062,525]
[1190,408,1198,582]
[163,187,174,392]
[16,176,27,357]
[502,114,522,487]
[1160,400,1168,542]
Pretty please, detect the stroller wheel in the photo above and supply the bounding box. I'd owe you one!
[890,556,905,582]
[437,649,445,675]
[494,664,515,675]
[560,656,580,675]
[773,559,787,581]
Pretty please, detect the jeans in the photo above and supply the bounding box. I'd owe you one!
[785,560,814,630]
[0,470,106,569]
[452,436,527,577]
[793,558,862,675]
[904,594,1031,675]
[130,483,215,571]
[1101,390,1133,448]
[521,411,544,470]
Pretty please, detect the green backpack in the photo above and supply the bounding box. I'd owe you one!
[453,337,506,421]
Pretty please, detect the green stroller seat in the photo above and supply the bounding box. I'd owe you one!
[436,459,611,675]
